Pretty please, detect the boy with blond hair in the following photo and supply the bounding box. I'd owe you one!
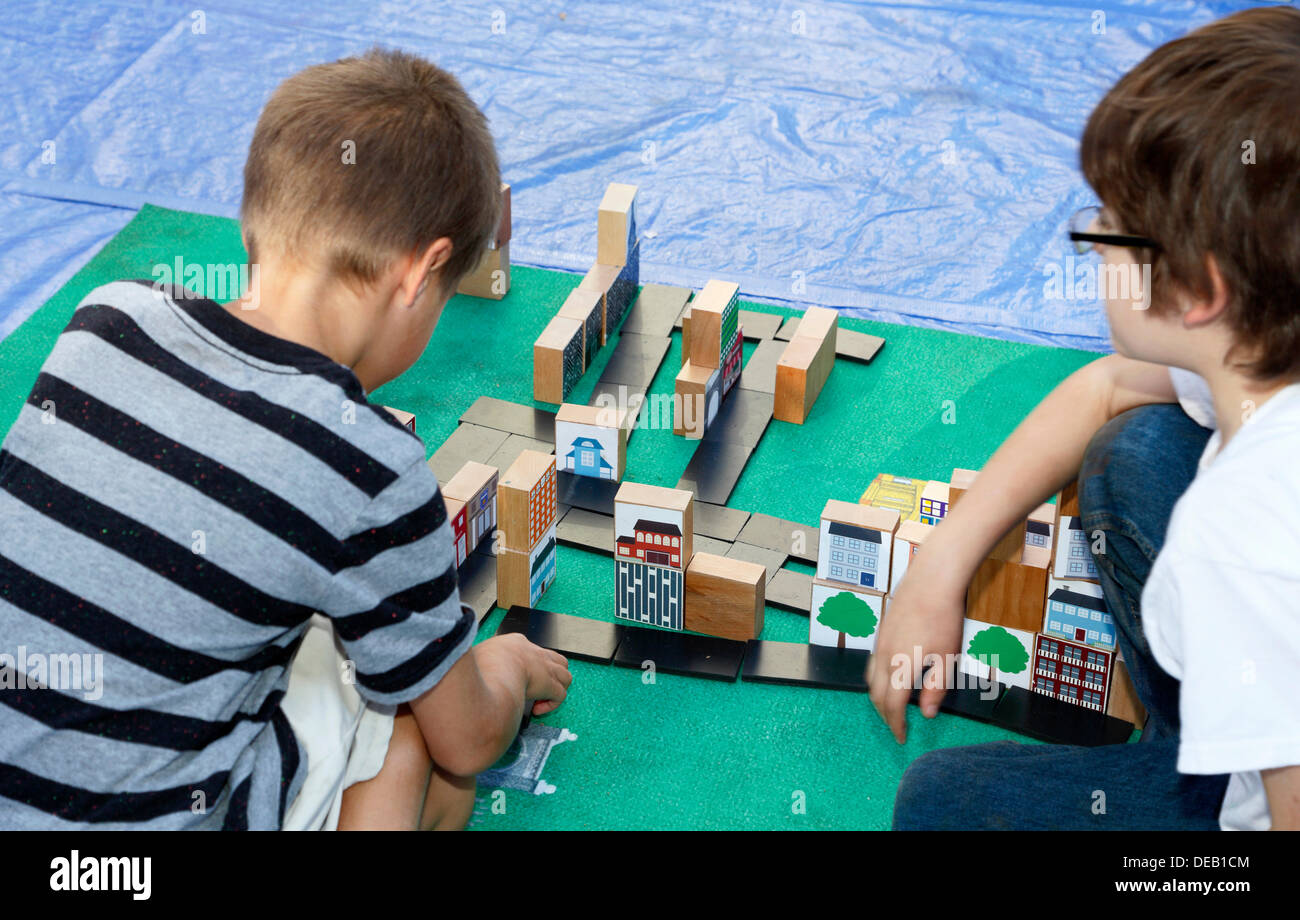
[0,48,570,830]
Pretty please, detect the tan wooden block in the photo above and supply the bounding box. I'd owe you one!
[774,324,836,425]
[499,450,557,552]
[821,498,899,534]
[597,182,637,266]
[579,262,622,345]
[533,315,584,404]
[557,288,603,368]
[382,406,416,433]
[681,307,692,358]
[947,468,979,509]
[1106,657,1148,729]
[615,481,693,569]
[555,402,631,480]
[966,549,1050,633]
[442,460,498,504]
[1029,501,1055,526]
[457,242,511,299]
[684,552,765,641]
[793,305,838,343]
[673,361,715,439]
[1058,478,1081,517]
[687,302,723,371]
[494,182,512,248]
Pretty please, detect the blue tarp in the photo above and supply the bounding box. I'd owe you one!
[0,0,1260,346]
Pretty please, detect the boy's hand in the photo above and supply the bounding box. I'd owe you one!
[867,548,966,744]
[478,633,572,715]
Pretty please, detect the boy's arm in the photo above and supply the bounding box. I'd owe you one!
[868,354,1179,742]
[407,631,572,777]
[1263,766,1300,830]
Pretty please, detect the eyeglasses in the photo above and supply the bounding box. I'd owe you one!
[1069,206,1159,254]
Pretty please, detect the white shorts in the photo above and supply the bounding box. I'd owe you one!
[280,614,396,831]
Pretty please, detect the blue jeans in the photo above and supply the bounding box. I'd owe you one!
[893,405,1230,830]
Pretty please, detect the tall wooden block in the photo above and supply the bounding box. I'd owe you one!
[947,468,979,509]
[555,403,631,481]
[498,450,557,553]
[494,182,512,249]
[498,524,557,609]
[674,360,721,439]
[966,543,1050,633]
[684,552,765,641]
[1059,479,1081,516]
[891,519,933,591]
[382,406,416,434]
[686,280,739,370]
[442,460,498,554]
[580,247,640,345]
[1106,656,1147,728]
[558,288,603,368]
[774,308,837,425]
[534,315,584,404]
[944,467,1024,558]
[597,182,638,266]
[457,242,511,300]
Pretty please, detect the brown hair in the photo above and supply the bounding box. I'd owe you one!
[1081,6,1300,380]
[242,48,501,292]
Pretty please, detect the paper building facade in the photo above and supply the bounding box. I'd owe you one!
[1043,580,1115,651]
[1054,516,1100,580]
[555,403,631,482]
[1031,633,1113,712]
[613,482,693,629]
[809,580,886,651]
[816,499,900,593]
[958,619,1035,691]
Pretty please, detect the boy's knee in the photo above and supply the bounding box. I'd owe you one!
[893,749,966,830]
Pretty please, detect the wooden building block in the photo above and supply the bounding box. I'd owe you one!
[1106,656,1147,729]
[557,288,603,369]
[810,578,887,651]
[686,280,739,371]
[498,450,558,553]
[947,468,979,509]
[817,499,900,592]
[919,480,950,525]
[555,402,631,481]
[966,544,1050,634]
[497,525,557,609]
[533,315,584,404]
[1058,479,1081,517]
[674,360,721,439]
[890,519,933,591]
[614,481,694,573]
[457,242,511,299]
[680,307,692,357]
[494,182,512,249]
[793,305,838,343]
[684,552,765,641]
[580,250,640,344]
[597,182,638,266]
[774,312,837,425]
[441,460,499,555]
[382,406,416,434]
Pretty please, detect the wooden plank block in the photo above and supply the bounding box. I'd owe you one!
[736,513,818,565]
[693,534,734,557]
[676,439,751,506]
[382,406,416,433]
[774,317,836,425]
[496,606,625,664]
[460,396,556,442]
[684,552,765,641]
[993,686,1135,746]
[555,506,614,553]
[456,242,510,300]
[427,423,510,484]
[739,337,784,394]
[612,627,746,682]
[457,549,497,623]
[485,434,553,476]
[909,684,1007,723]
[736,310,785,341]
[555,469,621,515]
[534,315,585,404]
[597,182,638,266]
[724,541,787,584]
[693,503,750,542]
[704,386,773,450]
[620,284,691,338]
[766,568,812,613]
[774,315,800,341]
[598,332,670,389]
[742,640,870,691]
[836,327,885,363]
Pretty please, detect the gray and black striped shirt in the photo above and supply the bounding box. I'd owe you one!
[0,280,472,829]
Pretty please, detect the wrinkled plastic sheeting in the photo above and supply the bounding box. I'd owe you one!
[0,0,1254,348]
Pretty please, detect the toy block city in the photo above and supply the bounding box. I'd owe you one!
[440,177,1140,754]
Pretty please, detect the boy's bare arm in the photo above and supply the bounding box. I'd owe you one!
[407,633,571,777]
[1263,766,1300,830]
[868,354,1178,742]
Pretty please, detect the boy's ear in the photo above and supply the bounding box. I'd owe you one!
[398,237,454,308]
[1181,254,1230,328]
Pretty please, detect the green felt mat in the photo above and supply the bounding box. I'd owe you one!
[0,205,1099,830]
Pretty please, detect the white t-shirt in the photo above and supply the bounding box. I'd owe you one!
[1143,367,1300,830]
